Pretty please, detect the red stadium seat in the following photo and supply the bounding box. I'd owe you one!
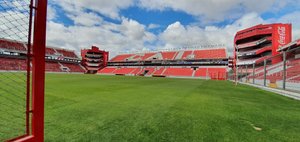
[163,68,194,77]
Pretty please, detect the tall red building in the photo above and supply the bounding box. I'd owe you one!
[234,23,292,66]
[81,46,109,74]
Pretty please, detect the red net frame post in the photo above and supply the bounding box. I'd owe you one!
[9,0,48,141]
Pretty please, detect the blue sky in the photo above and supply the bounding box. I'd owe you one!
[45,0,300,56]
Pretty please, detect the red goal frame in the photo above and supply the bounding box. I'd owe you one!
[7,0,48,141]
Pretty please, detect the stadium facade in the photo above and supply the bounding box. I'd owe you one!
[81,46,108,74]
[234,23,292,66]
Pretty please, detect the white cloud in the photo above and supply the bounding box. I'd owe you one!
[0,10,29,42]
[68,12,103,27]
[45,0,300,58]
[53,0,134,20]
[148,24,160,30]
[159,13,264,55]
[138,0,299,23]
[46,18,156,58]
[47,6,57,20]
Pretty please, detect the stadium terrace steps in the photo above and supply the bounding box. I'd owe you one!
[175,51,185,59]
[181,51,193,59]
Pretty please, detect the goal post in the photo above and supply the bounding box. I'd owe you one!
[0,0,47,141]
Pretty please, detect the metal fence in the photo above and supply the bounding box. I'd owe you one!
[0,0,32,141]
[229,47,300,93]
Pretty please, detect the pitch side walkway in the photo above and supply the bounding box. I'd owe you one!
[237,81,300,101]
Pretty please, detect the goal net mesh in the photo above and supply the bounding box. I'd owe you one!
[0,0,32,140]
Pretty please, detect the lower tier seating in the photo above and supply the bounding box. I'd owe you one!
[163,68,194,77]
[0,57,84,73]
[98,66,227,80]
[61,63,85,72]
[0,58,27,70]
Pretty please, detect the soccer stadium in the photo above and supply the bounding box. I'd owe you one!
[1,0,300,142]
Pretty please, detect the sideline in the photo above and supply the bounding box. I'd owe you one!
[236,81,300,101]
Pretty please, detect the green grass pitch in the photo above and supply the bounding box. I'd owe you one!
[2,73,300,141]
[43,74,300,142]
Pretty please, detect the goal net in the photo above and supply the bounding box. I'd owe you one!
[0,0,47,141]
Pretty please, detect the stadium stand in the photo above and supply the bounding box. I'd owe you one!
[163,68,194,77]
[236,38,300,92]
[0,57,26,70]
[56,49,78,58]
[110,54,134,62]
[98,66,228,79]
[113,68,136,75]
[0,38,27,52]
[46,47,56,55]
[235,23,292,65]
[109,48,227,62]
[98,67,117,74]
[161,51,177,60]
[0,38,84,73]
[98,47,228,80]
[193,49,227,59]
[181,51,193,59]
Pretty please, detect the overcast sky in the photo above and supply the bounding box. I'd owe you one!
[45,0,300,57]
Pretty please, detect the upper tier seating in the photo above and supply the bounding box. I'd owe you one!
[56,49,78,58]
[110,48,227,62]
[193,49,227,59]
[46,48,56,55]
[110,54,134,62]
[161,52,177,60]
[181,51,193,59]
[0,39,26,52]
